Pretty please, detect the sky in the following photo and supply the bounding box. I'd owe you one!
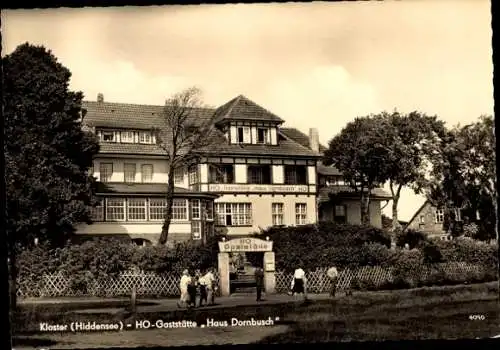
[1,1,494,221]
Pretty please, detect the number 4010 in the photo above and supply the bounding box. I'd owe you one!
[469,314,486,320]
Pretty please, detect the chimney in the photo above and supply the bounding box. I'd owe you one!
[309,128,319,153]
[97,93,104,103]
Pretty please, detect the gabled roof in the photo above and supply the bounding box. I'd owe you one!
[82,97,319,158]
[212,95,284,125]
[280,127,342,175]
[403,200,432,231]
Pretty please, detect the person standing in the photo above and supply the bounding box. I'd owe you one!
[327,266,339,297]
[254,266,265,301]
[187,271,198,308]
[177,269,191,308]
[202,267,216,305]
[292,265,306,301]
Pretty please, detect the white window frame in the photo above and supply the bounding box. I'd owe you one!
[174,166,185,184]
[99,163,113,183]
[272,203,284,226]
[215,203,252,226]
[453,208,462,222]
[191,199,201,220]
[206,201,214,221]
[257,127,269,144]
[120,131,135,143]
[295,203,307,225]
[172,199,188,221]
[90,199,104,221]
[101,130,116,142]
[435,209,444,223]
[139,131,153,144]
[149,198,166,221]
[124,163,136,183]
[188,165,198,185]
[141,164,154,183]
[127,198,147,221]
[106,197,126,221]
[192,221,202,240]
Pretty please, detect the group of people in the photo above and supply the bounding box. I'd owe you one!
[178,267,216,308]
[290,264,340,300]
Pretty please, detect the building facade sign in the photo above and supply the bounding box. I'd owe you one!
[218,237,273,252]
[209,184,308,193]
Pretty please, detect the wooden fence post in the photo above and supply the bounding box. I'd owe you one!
[130,286,137,315]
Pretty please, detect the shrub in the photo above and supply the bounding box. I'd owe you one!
[420,241,444,264]
[396,229,428,249]
[391,249,425,288]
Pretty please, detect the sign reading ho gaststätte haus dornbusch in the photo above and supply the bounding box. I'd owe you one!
[75,93,392,246]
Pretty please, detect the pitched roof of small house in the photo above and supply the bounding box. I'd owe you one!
[403,200,432,231]
[212,95,284,124]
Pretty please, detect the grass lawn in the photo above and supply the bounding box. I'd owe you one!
[12,282,500,349]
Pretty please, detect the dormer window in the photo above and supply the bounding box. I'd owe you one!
[102,131,116,142]
[121,131,135,143]
[139,131,153,144]
[236,126,250,143]
[257,128,269,144]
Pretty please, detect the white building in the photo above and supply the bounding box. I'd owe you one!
[76,94,390,245]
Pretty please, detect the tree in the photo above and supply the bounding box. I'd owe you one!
[371,111,447,231]
[3,43,100,307]
[323,116,390,225]
[425,115,496,240]
[155,87,221,245]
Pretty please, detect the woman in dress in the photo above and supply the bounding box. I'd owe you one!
[177,269,191,308]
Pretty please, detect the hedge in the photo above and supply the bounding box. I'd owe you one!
[15,225,497,293]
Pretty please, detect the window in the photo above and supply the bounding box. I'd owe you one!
[453,208,462,222]
[90,200,104,221]
[209,164,234,184]
[124,163,136,183]
[106,198,126,221]
[435,209,444,223]
[257,128,269,144]
[215,203,252,226]
[419,215,425,224]
[205,201,214,220]
[101,131,116,142]
[236,126,250,143]
[127,198,147,221]
[191,199,201,220]
[139,131,153,144]
[188,165,198,185]
[174,166,185,184]
[334,205,346,224]
[141,164,153,183]
[247,165,271,184]
[192,221,201,240]
[149,198,166,221]
[99,163,113,183]
[272,203,284,226]
[237,127,244,143]
[172,199,188,221]
[121,131,135,143]
[284,165,307,185]
[295,203,307,225]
